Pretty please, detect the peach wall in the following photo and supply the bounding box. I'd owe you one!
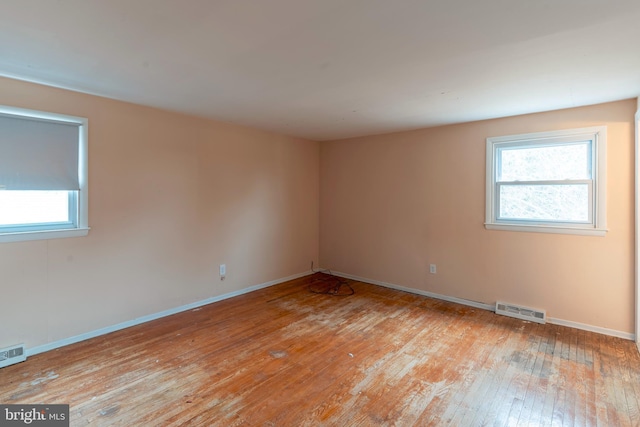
[0,77,319,350]
[320,100,636,334]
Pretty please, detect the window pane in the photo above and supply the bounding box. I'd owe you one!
[499,184,589,222]
[499,142,591,181]
[0,191,69,226]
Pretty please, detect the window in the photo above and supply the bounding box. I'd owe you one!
[485,126,606,236]
[0,106,88,243]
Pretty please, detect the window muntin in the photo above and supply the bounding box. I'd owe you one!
[485,127,606,236]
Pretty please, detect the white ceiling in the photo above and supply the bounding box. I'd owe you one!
[0,0,639,141]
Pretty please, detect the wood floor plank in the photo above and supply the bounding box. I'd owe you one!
[500,322,541,426]
[514,325,548,426]
[442,310,506,426]
[449,318,513,426]
[1,273,639,426]
[560,328,577,427]
[602,333,632,427]
[550,329,570,427]
[471,321,526,425]
[575,329,592,427]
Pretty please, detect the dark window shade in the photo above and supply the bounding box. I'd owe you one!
[0,114,80,190]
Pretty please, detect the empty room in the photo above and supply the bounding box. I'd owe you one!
[1,1,640,425]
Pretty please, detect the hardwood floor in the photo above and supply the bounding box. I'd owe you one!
[2,273,640,426]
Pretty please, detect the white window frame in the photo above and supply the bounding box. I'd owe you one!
[485,126,607,236]
[0,105,89,243]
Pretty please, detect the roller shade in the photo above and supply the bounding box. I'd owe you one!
[0,113,80,190]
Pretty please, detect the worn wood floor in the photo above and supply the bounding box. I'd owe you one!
[1,273,640,426]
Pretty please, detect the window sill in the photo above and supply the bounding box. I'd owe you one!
[0,227,90,243]
[485,223,607,237]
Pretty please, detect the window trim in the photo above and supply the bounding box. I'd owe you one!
[485,126,607,236]
[0,105,89,243]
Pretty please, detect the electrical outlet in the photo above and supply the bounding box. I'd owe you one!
[219,264,226,280]
[429,264,437,274]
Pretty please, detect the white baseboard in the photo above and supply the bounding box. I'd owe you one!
[547,317,634,341]
[332,271,494,311]
[27,270,314,357]
[25,268,634,359]
[331,271,635,341]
